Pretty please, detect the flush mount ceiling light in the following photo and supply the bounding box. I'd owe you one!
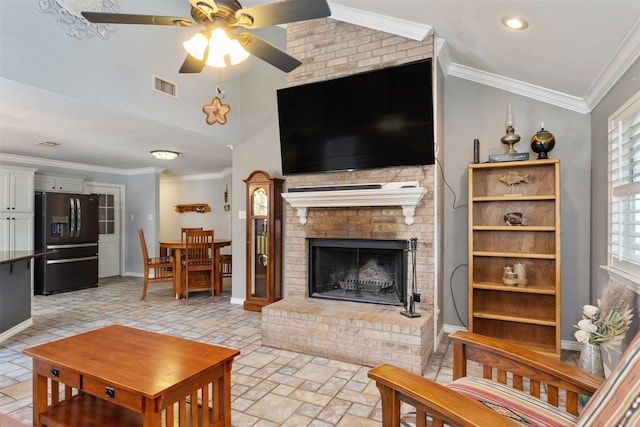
[501,16,529,30]
[150,150,180,160]
[37,141,60,147]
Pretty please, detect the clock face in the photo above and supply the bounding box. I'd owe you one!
[252,187,268,216]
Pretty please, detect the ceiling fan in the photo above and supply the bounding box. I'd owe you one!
[81,0,331,73]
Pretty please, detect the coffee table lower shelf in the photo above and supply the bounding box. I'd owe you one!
[39,394,141,427]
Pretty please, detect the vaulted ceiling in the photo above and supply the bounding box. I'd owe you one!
[1,0,639,176]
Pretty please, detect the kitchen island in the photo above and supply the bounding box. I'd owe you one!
[0,250,52,342]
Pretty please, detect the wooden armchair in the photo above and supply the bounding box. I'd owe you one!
[369,330,640,427]
[138,229,174,301]
[182,229,215,304]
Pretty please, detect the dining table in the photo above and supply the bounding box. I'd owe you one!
[159,239,231,299]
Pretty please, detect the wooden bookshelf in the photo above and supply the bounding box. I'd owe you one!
[468,159,561,356]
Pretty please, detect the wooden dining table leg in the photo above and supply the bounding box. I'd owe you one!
[214,248,221,295]
[173,248,182,299]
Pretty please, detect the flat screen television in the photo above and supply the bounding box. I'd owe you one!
[277,58,434,175]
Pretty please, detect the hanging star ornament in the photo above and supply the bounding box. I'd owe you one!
[202,96,231,125]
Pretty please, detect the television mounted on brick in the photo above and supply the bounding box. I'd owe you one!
[277,58,435,175]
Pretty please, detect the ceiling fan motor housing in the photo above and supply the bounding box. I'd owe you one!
[190,0,242,24]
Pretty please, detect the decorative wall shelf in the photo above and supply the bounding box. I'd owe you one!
[175,204,210,213]
[281,182,427,225]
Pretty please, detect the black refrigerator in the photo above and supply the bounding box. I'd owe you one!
[34,192,99,295]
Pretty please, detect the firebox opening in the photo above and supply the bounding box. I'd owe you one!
[308,238,407,306]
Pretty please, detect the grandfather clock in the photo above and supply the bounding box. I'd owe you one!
[244,170,284,312]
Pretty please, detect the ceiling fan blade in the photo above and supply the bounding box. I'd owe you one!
[234,0,330,29]
[236,32,302,73]
[81,12,192,26]
[179,53,207,73]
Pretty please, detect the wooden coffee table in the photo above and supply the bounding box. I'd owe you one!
[23,324,240,427]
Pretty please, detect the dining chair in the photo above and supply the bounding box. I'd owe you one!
[220,254,232,278]
[180,227,203,242]
[138,229,174,301]
[182,229,215,304]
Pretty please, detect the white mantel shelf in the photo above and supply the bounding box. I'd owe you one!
[281,183,427,225]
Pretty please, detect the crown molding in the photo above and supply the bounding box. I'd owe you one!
[0,153,164,176]
[447,63,589,114]
[328,2,433,41]
[583,16,640,111]
[160,168,232,182]
[329,3,638,114]
[434,36,452,75]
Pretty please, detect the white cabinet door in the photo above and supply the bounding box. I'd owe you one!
[34,176,57,192]
[0,171,10,212]
[0,213,33,251]
[57,177,84,193]
[0,215,10,252]
[34,175,84,193]
[11,213,34,251]
[0,170,34,212]
[12,173,34,212]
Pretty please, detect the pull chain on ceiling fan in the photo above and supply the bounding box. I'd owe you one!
[81,0,331,73]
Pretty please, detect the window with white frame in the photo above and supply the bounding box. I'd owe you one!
[608,90,640,284]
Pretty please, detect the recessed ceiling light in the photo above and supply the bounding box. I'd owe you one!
[150,150,180,160]
[501,16,529,30]
[37,141,60,147]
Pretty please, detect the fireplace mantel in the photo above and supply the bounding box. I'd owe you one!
[281,182,427,225]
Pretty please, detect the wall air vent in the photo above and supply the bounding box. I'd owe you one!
[152,75,177,98]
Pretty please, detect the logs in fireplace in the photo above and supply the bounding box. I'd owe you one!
[308,238,407,306]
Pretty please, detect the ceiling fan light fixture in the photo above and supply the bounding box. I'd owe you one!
[184,28,250,68]
[150,150,180,160]
[229,38,250,65]
[501,16,528,30]
[205,28,231,67]
[183,32,209,60]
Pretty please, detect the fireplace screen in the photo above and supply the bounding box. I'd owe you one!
[308,238,407,306]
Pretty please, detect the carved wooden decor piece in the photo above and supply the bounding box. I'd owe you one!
[202,97,231,125]
[175,204,211,213]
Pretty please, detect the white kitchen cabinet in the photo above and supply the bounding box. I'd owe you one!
[0,166,35,252]
[34,175,84,193]
[0,167,35,213]
[0,213,34,252]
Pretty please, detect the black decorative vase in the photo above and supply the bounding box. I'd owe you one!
[530,127,555,159]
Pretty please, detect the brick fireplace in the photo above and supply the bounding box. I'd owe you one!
[308,237,408,306]
[261,18,437,374]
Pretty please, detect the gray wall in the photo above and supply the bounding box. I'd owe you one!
[443,75,591,342]
[126,173,160,274]
[590,57,640,298]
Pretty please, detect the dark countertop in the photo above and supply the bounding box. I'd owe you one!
[0,250,56,265]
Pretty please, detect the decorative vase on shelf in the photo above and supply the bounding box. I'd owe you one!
[530,124,556,159]
[578,342,605,406]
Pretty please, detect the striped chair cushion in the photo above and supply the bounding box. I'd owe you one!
[148,256,173,264]
[447,377,578,427]
[577,331,640,426]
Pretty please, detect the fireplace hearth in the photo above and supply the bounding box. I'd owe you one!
[308,238,407,306]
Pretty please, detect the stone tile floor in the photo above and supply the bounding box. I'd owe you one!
[0,276,577,426]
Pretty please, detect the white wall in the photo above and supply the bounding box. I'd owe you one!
[159,173,232,247]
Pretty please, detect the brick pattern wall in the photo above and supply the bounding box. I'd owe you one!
[284,18,436,312]
[262,18,437,374]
